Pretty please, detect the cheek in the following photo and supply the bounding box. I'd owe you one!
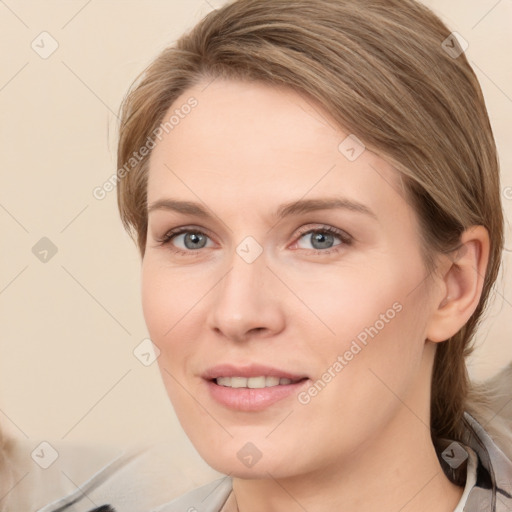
[286,262,413,352]
[141,258,210,395]
[291,296,427,464]
[141,267,169,343]
[296,255,429,401]
[141,261,189,383]
[141,264,191,411]
[141,258,199,340]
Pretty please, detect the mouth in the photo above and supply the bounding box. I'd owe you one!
[213,375,307,388]
[202,364,310,411]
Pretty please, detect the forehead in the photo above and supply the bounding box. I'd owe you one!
[147,79,405,216]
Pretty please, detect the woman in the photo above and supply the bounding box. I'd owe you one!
[40,0,512,510]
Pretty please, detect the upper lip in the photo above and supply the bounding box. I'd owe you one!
[202,363,308,381]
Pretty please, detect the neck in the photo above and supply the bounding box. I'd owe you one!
[232,410,463,512]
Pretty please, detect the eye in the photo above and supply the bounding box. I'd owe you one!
[156,228,214,253]
[155,224,352,256]
[294,226,352,252]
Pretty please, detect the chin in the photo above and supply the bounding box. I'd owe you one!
[191,436,304,479]
[206,457,291,480]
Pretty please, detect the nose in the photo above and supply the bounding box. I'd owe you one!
[206,248,286,343]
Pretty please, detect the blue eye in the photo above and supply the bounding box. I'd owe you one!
[297,226,353,255]
[156,229,213,253]
[297,230,341,250]
[174,231,210,250]
[156,225,352,256]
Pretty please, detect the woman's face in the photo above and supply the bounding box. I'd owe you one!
[142,79,443,478]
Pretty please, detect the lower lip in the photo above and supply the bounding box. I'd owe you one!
[204,378,310,412]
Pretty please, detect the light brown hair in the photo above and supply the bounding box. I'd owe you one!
[116,0,505,448]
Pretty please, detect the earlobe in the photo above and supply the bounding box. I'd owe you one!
[426,226,490,343]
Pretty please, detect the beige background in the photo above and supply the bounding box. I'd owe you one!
[0,0,511,457]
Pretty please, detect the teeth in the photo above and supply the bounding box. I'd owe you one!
[265,377,281,387]
[215,376,299,388]
[248,376,266,388]
[231,377,247,388]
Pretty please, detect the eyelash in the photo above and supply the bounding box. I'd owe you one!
[155,225,353,257]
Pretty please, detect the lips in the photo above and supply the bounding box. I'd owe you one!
[202,363,310,411]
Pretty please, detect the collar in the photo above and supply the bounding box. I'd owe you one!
[451,412,512,511]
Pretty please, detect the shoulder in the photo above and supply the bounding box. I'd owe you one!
[34,442,220,512]
[461,412,512,511]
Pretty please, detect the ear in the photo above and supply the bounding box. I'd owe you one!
[425,226,490,343]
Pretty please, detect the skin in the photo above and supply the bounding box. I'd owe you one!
[142,78,489,512]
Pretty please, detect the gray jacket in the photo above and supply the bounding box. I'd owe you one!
[38,412,512,512]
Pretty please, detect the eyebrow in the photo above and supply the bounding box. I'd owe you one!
[147,197,377,221]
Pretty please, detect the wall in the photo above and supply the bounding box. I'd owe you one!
[0,0,510,454]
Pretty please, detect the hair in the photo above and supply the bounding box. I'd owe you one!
[116,0,508,454]
[0,428,14,512]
